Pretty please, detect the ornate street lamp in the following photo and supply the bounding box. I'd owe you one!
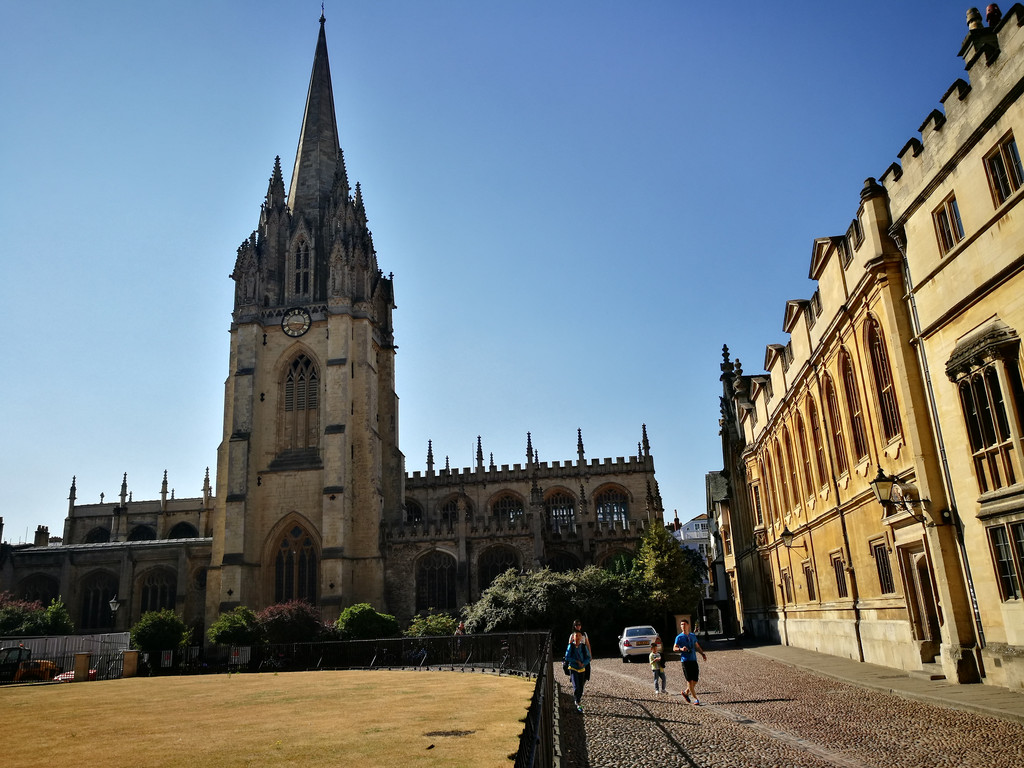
[108,595,122,623]
[870,466,930,524]
[869,466,897,506]
[780,526,807,551]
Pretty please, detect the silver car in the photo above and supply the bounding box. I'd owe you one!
[617,625,660,662]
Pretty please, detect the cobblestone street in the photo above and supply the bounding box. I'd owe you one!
[558,641,1024,768]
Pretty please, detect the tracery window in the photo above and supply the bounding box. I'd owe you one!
[294,238,311,297]
[17,574,59,605]
[274,524,318,604]
[440,496,472,527]
[795,414,814,499]
[840,350,870,461]
[140,570,176,613]
[807,397,827,489]
[81,571,118,630]
[405,500,424,525]
[988,522,1024,601]
[775,441,792,512]
[284,354,320,451]
[545,491,575,529]
[782,429,799,509]
[595,487,628,526]
[824,374,849,475]
[491,493,524,524]
[416,550,456,612]
[478,546,519,592]
[763,454,779,524]
[867,317,903,443]
[959,367,1020,493]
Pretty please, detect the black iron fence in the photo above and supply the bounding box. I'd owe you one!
[237,631,547,675]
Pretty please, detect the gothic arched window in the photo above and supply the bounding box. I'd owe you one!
[595,487,629,525]
[284,354,320,451]
[405,500,424,525]
[167,522,200,539]
[127,525,156,541]
[274,524,318,604]
[139,569,177,613]
[795,414,814,499]
[439,496,472,527]
[783,429,799,510]
[545,491,575,529]
[491,493,524,524]
[824,374,850,475]
[840,350,870,461]
[17,574,59,605]
[416,550,456,612]
[775,440,792,512]
[294,238,311,298]
[85,526,110,543]
[807,397,827,489]
[867,317,903,443]
[478,546,519,592]
[81,571,118,630]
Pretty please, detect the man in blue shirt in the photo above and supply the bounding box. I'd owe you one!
[672,618,708,705]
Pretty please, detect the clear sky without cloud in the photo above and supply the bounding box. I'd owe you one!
[0,0,985,542]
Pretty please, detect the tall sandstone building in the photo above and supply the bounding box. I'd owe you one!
[0,16,662,637]
[710,5,1024,690]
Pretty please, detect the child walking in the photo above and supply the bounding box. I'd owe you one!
[649,638,666,693]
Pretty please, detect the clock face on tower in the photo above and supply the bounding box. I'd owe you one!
[281,307,312,337]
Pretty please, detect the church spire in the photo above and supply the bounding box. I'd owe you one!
[287,14,341,217]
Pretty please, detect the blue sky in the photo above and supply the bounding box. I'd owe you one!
[0,0,981,542]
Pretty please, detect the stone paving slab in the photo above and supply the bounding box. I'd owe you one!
[558,640,1024,768]
[744,642,1024,725]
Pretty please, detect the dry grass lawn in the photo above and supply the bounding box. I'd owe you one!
[1,669,534,768]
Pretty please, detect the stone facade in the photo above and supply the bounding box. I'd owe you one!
[0,15,663,638]
[711,5,1024,689]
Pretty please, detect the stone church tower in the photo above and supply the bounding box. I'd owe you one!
[206,14,402,623]
[1,14,662,639]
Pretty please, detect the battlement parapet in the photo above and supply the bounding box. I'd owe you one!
[405,454,651,489]
[882,6,1024,221]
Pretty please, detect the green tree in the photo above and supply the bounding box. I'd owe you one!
[257,601,324,644]
[334,603,399,640]
[632,525,706,614]
[207,606,262,646]
[0,593,74,636]
[461,566,657,654]
[130,609,192,653]
[404,609,458,637]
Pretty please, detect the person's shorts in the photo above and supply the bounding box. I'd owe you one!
[682,659,700,682]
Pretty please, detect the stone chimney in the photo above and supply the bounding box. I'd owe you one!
[33,525,49,547]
